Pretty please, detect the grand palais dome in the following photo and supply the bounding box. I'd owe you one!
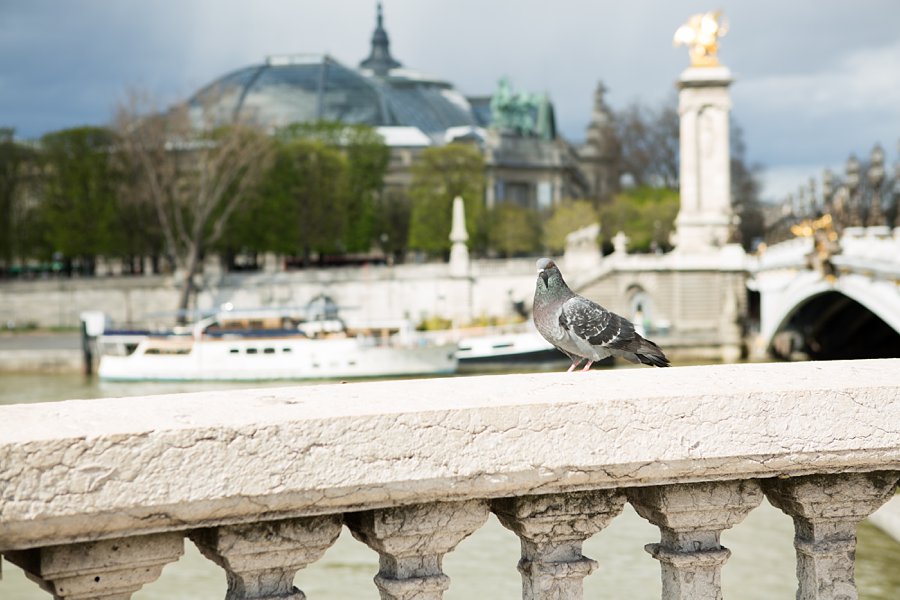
[188,5,483,140]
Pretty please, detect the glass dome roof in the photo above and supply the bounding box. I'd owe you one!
[187,5,482,138]
[189,54,480,138]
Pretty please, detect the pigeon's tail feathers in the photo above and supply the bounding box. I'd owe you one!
[637,337,670,367]
[608,332,670,367]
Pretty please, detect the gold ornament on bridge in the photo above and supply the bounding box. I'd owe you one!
[673,11,728,67]
[791,214,841,282]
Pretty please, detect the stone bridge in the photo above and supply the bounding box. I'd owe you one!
[752,227,900,360]
[2,359,898,599]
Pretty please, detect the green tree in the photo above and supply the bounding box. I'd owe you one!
[260,138,349,262]
[0,129,41,272]
[277,122,389,253]
[39,126,120,273]
[408,144,485,256]
[598,186,679,253]
[543,200,599,253]
[487,204,541,257]
[371,187,412,263]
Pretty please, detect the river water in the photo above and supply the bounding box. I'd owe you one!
[1,371,899,599]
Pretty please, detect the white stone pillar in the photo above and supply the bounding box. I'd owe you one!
[763,472,899,600]
[674,66,734,252]
[190,515,342,600]
[448,196,470,279]
[346,500,489,600]
[628,480,763,600]
[493,490,625,600]
[4,532,184,600]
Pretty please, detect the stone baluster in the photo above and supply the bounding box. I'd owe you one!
[345,500,489,600]
[492,490,625,600]
[628,480,763,600]
[762,471,899,600]
[190,515,342,600]
[3,532,184,600]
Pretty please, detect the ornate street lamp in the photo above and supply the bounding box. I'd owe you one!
[822,169,834,215]
[867,144,885,226]
[845,154,862,226]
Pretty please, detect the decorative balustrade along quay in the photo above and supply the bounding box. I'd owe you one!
[1,359,898,600]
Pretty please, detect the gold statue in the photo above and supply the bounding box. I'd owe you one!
[790,214,841,281]
[674,11,728,67]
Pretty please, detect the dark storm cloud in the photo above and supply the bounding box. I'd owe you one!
[2,0,898,198]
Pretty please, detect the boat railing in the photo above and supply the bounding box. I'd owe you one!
[2,359,898,600]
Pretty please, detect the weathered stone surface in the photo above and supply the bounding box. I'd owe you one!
[346,500,489,599]
[0,360,898,551]
[493,490,625,600]
[763,472,900,600]
[190,515,342,600]
[629,481,763,600]
[3,532,183,599]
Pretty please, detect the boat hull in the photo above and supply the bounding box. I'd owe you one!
[98,336,457,382]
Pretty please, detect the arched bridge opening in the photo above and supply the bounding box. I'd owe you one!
[771,291,900,361]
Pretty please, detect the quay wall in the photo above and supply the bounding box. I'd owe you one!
[0,259,538,329]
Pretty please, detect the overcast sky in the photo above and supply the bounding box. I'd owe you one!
[2,0,899,201]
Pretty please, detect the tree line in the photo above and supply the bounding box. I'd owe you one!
[0,95,765,308]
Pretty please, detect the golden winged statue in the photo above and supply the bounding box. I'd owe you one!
[673,11,728,67]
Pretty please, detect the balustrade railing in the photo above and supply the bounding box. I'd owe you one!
[1,359,898,599]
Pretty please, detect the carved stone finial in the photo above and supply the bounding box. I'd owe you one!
[346,500,489,600]
[4,533,184,600]
[763,472,899,600]
[628,481,763,600]
[190,516,343,600]
[493,490,625,600]
[673,11,729,67]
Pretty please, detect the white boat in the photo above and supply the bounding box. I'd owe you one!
[446,323,565,367]
[97,305,457,382]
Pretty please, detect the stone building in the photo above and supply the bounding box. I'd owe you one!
[187,3,616,209]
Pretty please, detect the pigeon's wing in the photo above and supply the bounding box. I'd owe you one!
[559,295,635,348]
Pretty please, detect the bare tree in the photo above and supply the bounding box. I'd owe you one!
[614,97,680,189]
[113,94,274,319]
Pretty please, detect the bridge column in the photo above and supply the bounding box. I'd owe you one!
[346,500,489,600]
[3,532,184,600]
[674,64,734,252]
[628,480,763,600]
[492,490,625,600]
[190,515,342,600]
[763,472,899,600]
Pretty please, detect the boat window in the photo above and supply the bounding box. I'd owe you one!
[246,348,258,354]
[145,347,192,355]
[282,347,292,353]
[229,348,239,354]
[263,348,275,354]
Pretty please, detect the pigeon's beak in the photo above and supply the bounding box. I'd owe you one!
[539,269,549,286]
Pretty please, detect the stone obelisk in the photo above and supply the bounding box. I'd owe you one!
[672,11,735,253]
[448,196,470,278]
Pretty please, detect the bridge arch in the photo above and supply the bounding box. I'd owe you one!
[767,274,900,360]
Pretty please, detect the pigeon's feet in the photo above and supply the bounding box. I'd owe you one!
[580,361,594,372]
[566,360,583,373]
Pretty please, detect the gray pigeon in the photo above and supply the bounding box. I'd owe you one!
[533,257,670,370]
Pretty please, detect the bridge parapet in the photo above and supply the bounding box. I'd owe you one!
[2,360,898,599]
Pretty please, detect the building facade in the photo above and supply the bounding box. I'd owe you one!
[188,3,618,210]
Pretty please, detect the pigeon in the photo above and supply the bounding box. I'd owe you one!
[533,257,670,371]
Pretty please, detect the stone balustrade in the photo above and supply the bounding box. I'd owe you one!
[1,359,898,599]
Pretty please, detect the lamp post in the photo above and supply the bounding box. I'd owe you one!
[822,169,834,216]
[845,154,861,227]
[867,144,885,227]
